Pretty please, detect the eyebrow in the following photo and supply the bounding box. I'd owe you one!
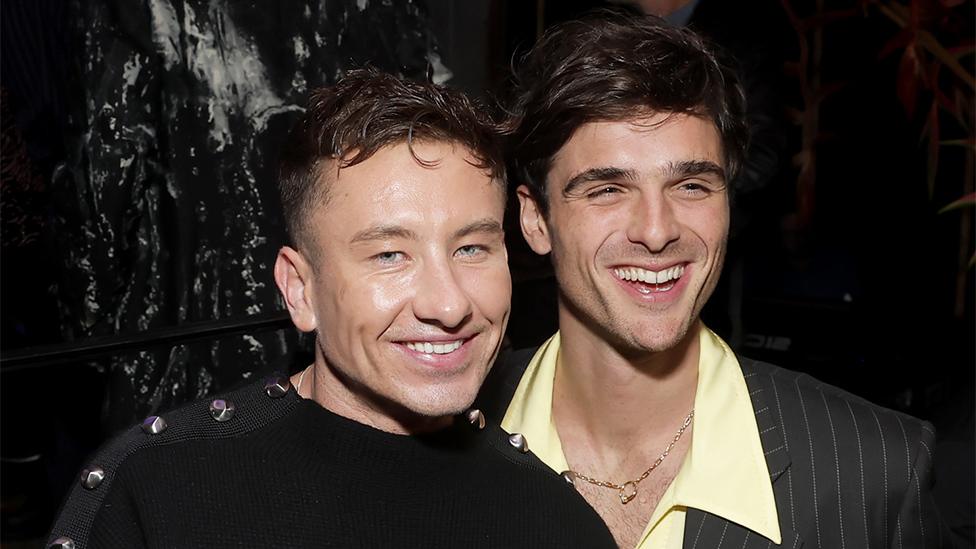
[562,160,726,197]
[664,160,726,182]
[348,218,503,245]
[562,166,639,196]
[454,218,504,239]
[349,225,419,244]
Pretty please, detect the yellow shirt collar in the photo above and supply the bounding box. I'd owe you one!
[501,326,781,546]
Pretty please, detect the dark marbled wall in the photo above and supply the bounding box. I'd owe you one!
[53,0,445,430]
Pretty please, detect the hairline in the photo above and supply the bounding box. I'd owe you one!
[537,109,729,209]
[294,137,507,258]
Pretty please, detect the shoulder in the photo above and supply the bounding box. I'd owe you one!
[740,355,931,437]
[473,422,616,547]
[738,355,935,491]
[46,374,302,549]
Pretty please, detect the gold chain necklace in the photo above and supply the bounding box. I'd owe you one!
[566,409,694,505]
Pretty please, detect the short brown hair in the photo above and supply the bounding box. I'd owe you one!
[279,68,505,248]
[506,11,748,213]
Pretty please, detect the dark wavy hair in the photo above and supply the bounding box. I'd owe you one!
[505,11,748,213]
[279,68,505,248]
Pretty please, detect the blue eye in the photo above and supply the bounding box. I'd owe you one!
[374,251,405,264]
[456,245,486,258]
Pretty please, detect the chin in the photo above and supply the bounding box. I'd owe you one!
[397,383,480,419]
[622,316,697,354]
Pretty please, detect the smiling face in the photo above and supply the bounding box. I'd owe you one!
[518,113,729,354]
[275,141,510,432]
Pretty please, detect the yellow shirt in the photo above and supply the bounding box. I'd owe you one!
[501,326,781,549]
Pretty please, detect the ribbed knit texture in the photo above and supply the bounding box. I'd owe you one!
[52,379,615,548]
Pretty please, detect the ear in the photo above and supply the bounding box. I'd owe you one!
[274,246,318,333]
[516,185,552,255]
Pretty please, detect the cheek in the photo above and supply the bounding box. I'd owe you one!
[703,209,730,251]
[461,264,511,322]
[551,209,621,264]
[361,274,414,324]
[332,272,415,334]
[366,277,412,312]
[546,211,581,258]
[680,201,729,247]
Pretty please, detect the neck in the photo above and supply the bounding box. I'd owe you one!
[552,314,700,452]
[290,354,452,435]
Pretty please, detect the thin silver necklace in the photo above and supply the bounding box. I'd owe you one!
[295,366,310,398]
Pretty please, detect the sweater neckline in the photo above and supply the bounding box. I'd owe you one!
[288,393,482,463]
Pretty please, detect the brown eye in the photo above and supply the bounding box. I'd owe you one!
[676,181,713,196]
[587,186,621,198]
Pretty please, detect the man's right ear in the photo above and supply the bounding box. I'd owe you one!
[274,246,318,333]
[516,185,553,255]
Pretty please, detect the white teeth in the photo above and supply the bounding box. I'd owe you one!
[613,265,685,284]
[405,340,463,354]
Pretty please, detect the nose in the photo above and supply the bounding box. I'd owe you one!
[411,258,474,329]
[626,192,680,253]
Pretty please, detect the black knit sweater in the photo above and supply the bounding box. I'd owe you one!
[47,376,615,548]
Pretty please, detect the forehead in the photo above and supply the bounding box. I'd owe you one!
[549,114,724,184]
[309,141,505,243]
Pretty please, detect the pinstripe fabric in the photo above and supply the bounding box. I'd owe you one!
[477,350,959,549]
[684,358,957,548]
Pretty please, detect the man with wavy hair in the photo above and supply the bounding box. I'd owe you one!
[481,12,957,549]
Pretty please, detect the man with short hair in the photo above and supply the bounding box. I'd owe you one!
[46,69,615,549]
[481,12,956,549]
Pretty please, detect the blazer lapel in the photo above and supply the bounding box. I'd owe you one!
[684,508,803,548]
[680,359,804,548]
[740,358,792,484]
[743,358,802,547]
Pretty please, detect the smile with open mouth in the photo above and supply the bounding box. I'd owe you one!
[613,265,685,294]
[403,340,464,355]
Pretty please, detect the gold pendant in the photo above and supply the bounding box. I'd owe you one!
[618,481,638,504]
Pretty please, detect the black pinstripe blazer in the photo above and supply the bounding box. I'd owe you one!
[477,351,959,548]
